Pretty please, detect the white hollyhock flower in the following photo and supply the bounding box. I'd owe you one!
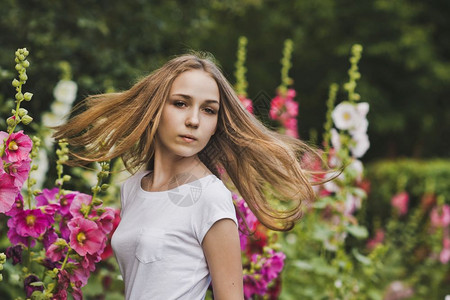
[348,159,364,182]
[356,102,369,118]
[345,192,362,215]
[350,132,370,158]
[42,112,62,127]
[51,101,72,117]
[332,102,363,130]
[350,118,368,136]
[53,80,78,104]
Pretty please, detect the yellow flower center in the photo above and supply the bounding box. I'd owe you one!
[77,232,86,245]
[8,141,19,151]
[26,215,36,226]
[343,112,351,121]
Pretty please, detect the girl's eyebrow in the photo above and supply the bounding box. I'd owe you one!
[171,93,219,105]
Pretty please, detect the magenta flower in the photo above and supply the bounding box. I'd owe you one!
[234,194,258,251]
[36,188,59,206]
[5,192,24,217]
[430,204,450,228]
[46,239,67,262]
[70,264,91,287]
[68,217,104,256]
[60,215,71,241]
[42,227,58,250]
[1,130,32,162]
[0,173,20,213]
[7,217,34,246]
[440,237,450,264]
[269,89,298,123]
[238,95,254,114]
[97,207,115,234]
[284,117,299,138]
[59,192,77,216]
[14,209,53,238]
[262,250,285,282]
[5,158,31,188]
[70,193,95,218]
[391,192,409,216]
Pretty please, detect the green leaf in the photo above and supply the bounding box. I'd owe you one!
[352,248,371,265]
[346,224,368,239]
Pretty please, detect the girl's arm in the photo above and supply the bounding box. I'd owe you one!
[202,218,244,300]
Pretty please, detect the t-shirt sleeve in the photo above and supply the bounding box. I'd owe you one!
[194,181,239,245]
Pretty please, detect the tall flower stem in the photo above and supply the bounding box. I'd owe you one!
[234,36,248,97]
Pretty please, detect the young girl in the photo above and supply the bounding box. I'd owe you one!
[53,53,319,299]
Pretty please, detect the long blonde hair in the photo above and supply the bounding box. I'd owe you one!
[53,52,323,231]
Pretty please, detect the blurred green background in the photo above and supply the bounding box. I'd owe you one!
[1,0,449,161]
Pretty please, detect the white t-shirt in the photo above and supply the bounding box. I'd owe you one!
[111,171,238,300]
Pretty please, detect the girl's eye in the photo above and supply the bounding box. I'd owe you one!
[174,101,186,107]
[204,108,217,115]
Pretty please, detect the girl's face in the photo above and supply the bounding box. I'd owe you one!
[155,69,220,159]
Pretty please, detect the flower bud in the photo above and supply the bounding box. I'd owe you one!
[63,175,71,182]
[15,64,22,71]
[15,92,24,101]
[18,108,28,117]
[15,50,20,57]
[92,198,103,206]
[91,186,101,194]
[19,54,25,61]
[12,79,20,87]
[101,183,110,191]
[19,73,28,82]
[21,115,33,125]
[33,189,42,196]
[23,92,33,101]
[7,116,16,127]
[22,60,30,68]
[23,49,29,56]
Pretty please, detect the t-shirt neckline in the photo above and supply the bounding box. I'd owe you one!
[138,170,216,196]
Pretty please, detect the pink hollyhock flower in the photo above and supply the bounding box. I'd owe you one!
[60,215,71,241]
[7,218,35,246]
[284,98,298,118]
[97,207,115,234]
[234,194,258,251]
[14,209,53,238]
[0,173,19,213]
[238,95,254,114]
[54,269,70,299]
[391,192,409,216]
[440,237,450,264]
[284,117,299,138]
[46,243,65,262]
[101,209,121,260]
[36,188,59,206]
[68,217,104,256]
[286,88,296,99]
[70,193,95,218]
[262,250,285,282]
[366,229,385,250]
[70,264,91,287]
[430,204,450,228]
[1,130,32,162]
[42,227,58,250]
[5,192,24,217]
[59,192,78,216]
[82,253,101,272]
[5,159,31,188]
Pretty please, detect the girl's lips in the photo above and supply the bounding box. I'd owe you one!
[180,136,196,142]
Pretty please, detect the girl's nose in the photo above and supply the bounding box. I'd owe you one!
[185,111,199,128]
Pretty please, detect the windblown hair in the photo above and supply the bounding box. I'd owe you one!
[53,52,325,231]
